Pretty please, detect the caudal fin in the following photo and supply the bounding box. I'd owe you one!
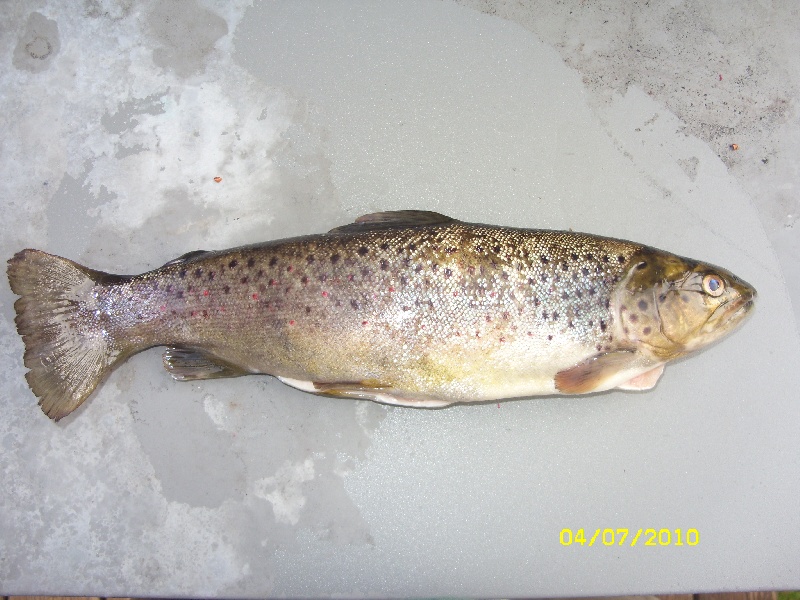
[7,249,126,421]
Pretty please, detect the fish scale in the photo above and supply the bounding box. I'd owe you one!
[7,210,755,420]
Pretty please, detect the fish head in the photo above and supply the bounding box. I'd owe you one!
[616,250,756,361]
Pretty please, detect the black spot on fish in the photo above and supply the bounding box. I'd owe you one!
[638,300,648,311]
[358,246,369,256]
[602,255,609,263]
[528,277,535,285]
[581,267,589,276]
[380,243,389,251]
[223,285,230,294]
[604,299,610,309]
[305,306,312,314]
[247,258,255,268]
[179,269,187,279]
[208,271,215,281]
[476,245,484,253]
[540,256,549,264]
[630,313,639,322]
[400,275,408,285]
[562,292,569,300]
[380,259,389,270]
[361,267,370,278]
[331,253,340,264]
[568,320,574,328]
[501,271,509,280]
[542,311,549,319]
[493,245,501,254]
[553,312,559,320]
[617,255,625,264]
[351,300,359,310]
[548,335,553,341]
[193,268,202,278]
[319,274,328,282]
[241,276,248,284]
[534,297,541,306]
[176,291,184,298]
[586,253,594,261]
[229,259,238,268]
[415,264,423,273]
[269,257,278,267]
[561,263,569,271]
[409,243,417,252]
[600,320,607,331]
[589,287,596,295]
[301,275,308,284]
[570,253,578,261]
[306,255,315,264]
[431,263,439,272]
[165,284,173,292]
[540,273,548,282]
[659,293,667,303]
[643,326,652,335]
[444,268,452,278]
[446,247,457,254]
[576,290,583,298]
[257,269,264,278]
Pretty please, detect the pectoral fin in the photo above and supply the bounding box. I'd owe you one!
[277,376,452,407]
[616,364,665,391]
[163,347,251,380]
[554,351,638,394]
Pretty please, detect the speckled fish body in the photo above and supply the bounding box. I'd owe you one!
[7,211,756,420]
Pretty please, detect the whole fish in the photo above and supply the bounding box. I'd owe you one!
[7,210,755,421]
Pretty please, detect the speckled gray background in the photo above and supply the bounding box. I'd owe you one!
[1,1,798,596]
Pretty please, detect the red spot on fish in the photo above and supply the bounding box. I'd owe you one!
[453,291,458,297]
[490,292,496,297]
[322,291,328,297]
[362,320,368,326]
[287,265,293,272]
[388,286,395,292]
[252,293,259,300]
[203,290,209,296]
[160,305,166,311]
[289,320,296,326]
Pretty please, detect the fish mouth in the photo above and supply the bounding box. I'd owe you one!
[706,289,756,331]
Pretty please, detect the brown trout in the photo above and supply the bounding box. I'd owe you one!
[7,210,755,421]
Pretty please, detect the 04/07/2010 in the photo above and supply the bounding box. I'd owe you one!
[560,528,699,547]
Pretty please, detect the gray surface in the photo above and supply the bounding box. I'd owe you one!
[1,1,798,596]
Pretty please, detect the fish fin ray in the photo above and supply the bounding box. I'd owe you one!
[616,364,665,390]
[554,350,637,394]
[162,347,251,380]
[160,250,212,267]
[277,376,452,407]
[6,249,128,421]
[328,210,457,234]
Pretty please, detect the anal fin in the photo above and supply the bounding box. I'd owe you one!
[277,376,452,407]
[163,346,251,381]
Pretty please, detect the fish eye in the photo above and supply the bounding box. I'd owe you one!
[702,273,725,297]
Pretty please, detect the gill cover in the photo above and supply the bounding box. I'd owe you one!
[616,249,756,361]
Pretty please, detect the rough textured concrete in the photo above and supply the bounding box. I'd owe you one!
[1,1,798,596]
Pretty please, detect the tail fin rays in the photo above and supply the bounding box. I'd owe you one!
[7,249,124,421]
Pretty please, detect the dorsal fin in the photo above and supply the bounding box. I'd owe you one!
[160,250,212,267]
[328,210,458,234]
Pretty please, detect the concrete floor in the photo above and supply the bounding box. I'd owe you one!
[0,1,798,596]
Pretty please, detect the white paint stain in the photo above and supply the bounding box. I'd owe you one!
[254,458,316,525]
